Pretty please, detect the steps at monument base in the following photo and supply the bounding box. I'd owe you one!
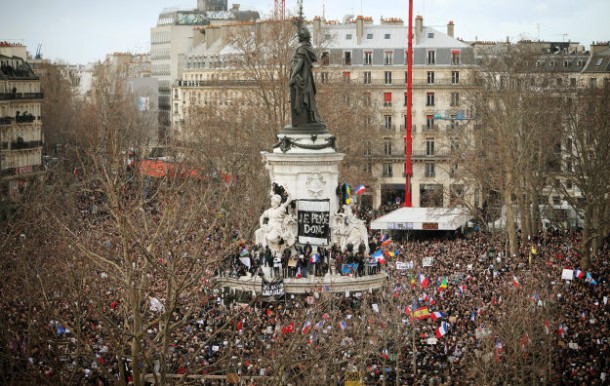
[212,272,387,295]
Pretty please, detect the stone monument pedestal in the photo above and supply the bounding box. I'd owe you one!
[261,127,343,249]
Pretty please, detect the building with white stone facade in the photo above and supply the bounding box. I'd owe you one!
[172,15,478,209]
[0,43,44,202]
[150,2,259,137]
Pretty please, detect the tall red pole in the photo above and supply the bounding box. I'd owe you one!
[404,0,413,207]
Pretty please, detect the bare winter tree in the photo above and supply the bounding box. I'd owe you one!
[469,42,565,257]
[556,83,610,268]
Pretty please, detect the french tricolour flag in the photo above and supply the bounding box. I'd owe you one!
[419,273,430,289]
[355,184,366,195]
[430,311,445,321]
[302,320,312,335]
[574,269,585,279]
[435,321,448,338]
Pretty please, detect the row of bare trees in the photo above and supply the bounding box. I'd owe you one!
[451,43,610,268]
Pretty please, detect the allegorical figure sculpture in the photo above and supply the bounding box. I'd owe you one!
[331,204,370,255]
[289,27,323,127]
[255,191,297,257]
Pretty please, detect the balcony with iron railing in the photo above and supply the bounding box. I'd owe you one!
[0,164,44,177]
[1,140,43,150]
[356,78,474,88]
[399,124,417,132]
[421,124,438,132]
[0,115,40,125]
[0,92,44,101]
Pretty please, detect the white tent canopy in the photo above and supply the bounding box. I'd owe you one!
[371,207,472,231]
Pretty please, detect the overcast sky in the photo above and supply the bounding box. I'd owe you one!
[1,0,607,64]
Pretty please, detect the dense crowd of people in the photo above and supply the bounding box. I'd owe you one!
[2,203,609,385]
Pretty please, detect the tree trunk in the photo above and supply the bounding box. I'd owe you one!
[503,170,519,258]
[580,205,593,269]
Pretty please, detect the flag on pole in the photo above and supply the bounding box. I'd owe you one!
[512,276,520,287]
[458,285,467,295]
[437,277,448,292]
[435,321,448,338]
[380,234,392,246]
[430,311,446,321]
[520,333,529,352]
[413,307,430,320]
[585,272,597,285]
[355,184,366,195]
[495,337,503,362]
[301,320,312,335]
[419,273,430,289]
[282,321,295,334]
[574,269,584,279]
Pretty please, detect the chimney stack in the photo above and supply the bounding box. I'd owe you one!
[415,15,423,44]
[356,15,364,45]
[589,41,610,56]
[447,20,454,38]
[313,16,322,42]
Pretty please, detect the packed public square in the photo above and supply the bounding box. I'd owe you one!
[2,201,609,385]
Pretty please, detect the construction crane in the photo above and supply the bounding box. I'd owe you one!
[274,0,286,20]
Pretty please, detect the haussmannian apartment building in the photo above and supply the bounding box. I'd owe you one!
[172,15,478,209]
[0,43,44,201]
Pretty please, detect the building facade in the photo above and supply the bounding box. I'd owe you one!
[311,16,477,208]
[0,43,44,201]
[150,2,259,138]
[172,15,478,209]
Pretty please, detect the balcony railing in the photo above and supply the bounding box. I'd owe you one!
[0,92,44,101]
[0,115,40,125]
[0,164,44,177]
[10,140,43,150]
[399,124,417,131]
[358,78,473,87]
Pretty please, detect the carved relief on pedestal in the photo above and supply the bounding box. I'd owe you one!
[305,173,326,198]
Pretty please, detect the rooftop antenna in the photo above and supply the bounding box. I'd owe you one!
[323,0,326,20]
[295,0,304,29]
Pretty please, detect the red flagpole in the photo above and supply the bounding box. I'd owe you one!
[404,0,413,207]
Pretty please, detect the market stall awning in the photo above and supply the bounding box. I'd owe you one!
[371,207,472,231]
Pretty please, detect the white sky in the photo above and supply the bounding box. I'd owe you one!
[1,0,607,64]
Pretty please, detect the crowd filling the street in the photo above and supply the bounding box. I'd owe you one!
[3,202,609,385]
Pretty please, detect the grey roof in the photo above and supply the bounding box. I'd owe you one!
[582,49,610,73]
[323,24,470,50]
